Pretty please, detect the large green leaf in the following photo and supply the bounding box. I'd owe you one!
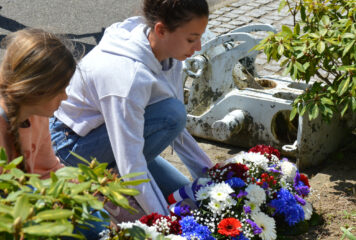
[34,209,73,221]
[0,204,13,215]
[321,15,330,26]
[0,216,12,232]
[310,104,320,120]
[110,191,130,209]
[121,179,150,186]
[290,107,298,121]
[3,156,23,170]
[338,77,351,96]
[87,199,104,210]
[317,41,326,54]
[278,44,285,55]
[47,179,65,198]
[13,195,32,221]
[117,188,140,196]
[282,25,293,38]
[70,181,92,195]
[55,166,81,179]
[321,97,334,105]
[343,40,355,57]
[23,222,74,236]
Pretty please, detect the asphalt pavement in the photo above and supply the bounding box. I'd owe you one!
[0,0,231,55]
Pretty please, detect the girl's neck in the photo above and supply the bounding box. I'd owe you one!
[148,30,166,62]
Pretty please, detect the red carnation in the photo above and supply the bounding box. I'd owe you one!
[300,173,310,188]
[218,218,242,237]
[139,212,162,226]
[249,144,281,160]
[208,163,249,181]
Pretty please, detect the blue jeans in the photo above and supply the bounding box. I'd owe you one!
[50,98,190,198]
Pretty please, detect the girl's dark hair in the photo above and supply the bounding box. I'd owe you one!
[0,28,76,170]
[143,0,209,32]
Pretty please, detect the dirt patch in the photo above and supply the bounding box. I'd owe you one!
[162,135,356,240]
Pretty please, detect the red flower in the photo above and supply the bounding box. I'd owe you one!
[208,163,249,181]
[218,218,242,237]
[249,144,281,160]
[300,173,310,188]
[139,212,162,226]
[140,213,182,235]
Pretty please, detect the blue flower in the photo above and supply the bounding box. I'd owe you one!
[269,188,305,226]
[233,190,248,199]
[293,172,310,196]
[294,194,306,206]
[225,177,246,188]
[180,216,215,240]
[243,205,251,214]
[245,219,262,235]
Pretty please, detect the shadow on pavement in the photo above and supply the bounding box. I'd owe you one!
[0,15,104,54]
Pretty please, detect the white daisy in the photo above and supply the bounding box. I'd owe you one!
[225,196,237,208]
[252,212,277,240]
[245,184,266,206]
[280,160,297,181]
[195,185,211,201]
[209,182,234,201]
[207,199,225,214]
[302,201,313,220]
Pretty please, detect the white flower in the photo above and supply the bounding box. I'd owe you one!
[252,212,277,240]
[207,199,225,214]
[270,154,280,164]
[225,152,246,164]
[245,184,266,206]
[195,185,211,201]
[117,221,134,229]
[209,182,234,201]
[118,221,160,239]
[280,161,297,181]
[224,196,237,208]
[302,201,313,220]
[244,200,261,214]
[242,152,269,170]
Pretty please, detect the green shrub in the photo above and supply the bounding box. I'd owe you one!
[254,0,355,122]
[0,148,148,239]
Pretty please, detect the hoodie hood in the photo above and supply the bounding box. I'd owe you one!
[99,16,163,74]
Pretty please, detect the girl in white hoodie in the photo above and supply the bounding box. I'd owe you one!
[50,0,213,217]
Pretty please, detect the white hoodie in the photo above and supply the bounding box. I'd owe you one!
[55,16,213,215]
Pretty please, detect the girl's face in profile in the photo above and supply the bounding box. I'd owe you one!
[163,16,208,61]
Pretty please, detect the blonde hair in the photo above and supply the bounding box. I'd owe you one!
[0,28,76,170]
